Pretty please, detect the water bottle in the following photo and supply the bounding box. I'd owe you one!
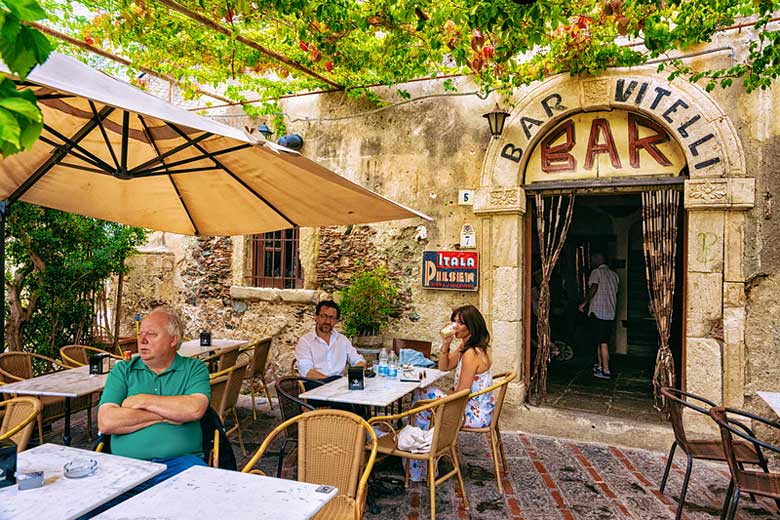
[388,350,398,378]
[378,348,388,377]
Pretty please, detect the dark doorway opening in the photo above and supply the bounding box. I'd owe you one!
[527,191,684,423]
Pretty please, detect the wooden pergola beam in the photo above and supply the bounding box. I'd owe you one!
[156,0,343,89]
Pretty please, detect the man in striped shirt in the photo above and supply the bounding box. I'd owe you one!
[578,253,620,380]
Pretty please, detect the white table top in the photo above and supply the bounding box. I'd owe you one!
[178,338,248,358]
[299,368,448,407]
[0,443,165,520]
[757,391,780,416]
[0,365,106,398]
[92,465,337,520]
[0,339,249,398]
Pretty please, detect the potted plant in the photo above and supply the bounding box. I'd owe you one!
[339,264,398,347]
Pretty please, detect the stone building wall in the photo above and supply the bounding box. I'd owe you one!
[115,26,780,421]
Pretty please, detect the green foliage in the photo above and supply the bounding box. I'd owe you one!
[338,264,398,337]
[5,203,146,355]
[41,0,780,111]
[0,0,51,157]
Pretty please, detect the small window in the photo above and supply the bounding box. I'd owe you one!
[248,228,303,288]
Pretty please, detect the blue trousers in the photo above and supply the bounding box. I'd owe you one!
[79,454,207,519]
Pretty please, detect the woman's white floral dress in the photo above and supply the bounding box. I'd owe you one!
[407,358,495,481]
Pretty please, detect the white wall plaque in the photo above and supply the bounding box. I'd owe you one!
[458,190,475,205]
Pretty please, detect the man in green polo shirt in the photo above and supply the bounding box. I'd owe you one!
[97,306,210,493]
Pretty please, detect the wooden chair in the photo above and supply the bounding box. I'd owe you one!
[59,344,121,368]
[274,375,324,477]
[368,388,471,520]
[460,371,516,494]
[0,396,42,452]
[709,406,780,519]
[239,338,274,418]
[659,387,771,520]
[392,338,432,358]
[210,360,249,456]
[242,409,378,520]
[0,352,94,443]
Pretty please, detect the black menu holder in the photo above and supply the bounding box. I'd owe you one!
[89,353,107,374]
[0,440,16,489]
[347,366,365,390]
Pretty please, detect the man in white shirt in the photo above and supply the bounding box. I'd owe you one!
[578,252,619,380]
[295,300,366,381]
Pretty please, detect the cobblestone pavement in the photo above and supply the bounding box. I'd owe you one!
[47,398,777,519]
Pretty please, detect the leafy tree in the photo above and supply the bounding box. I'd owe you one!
[4,203,146,354]
[44,0,780,121]
[0,0,52,157]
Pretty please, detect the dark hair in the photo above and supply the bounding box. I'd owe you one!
[453,304,490,352]
[316,300,340,319]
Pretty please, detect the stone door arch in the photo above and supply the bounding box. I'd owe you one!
[474,68,754,407]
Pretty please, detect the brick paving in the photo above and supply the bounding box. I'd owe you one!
[43,398,778,519]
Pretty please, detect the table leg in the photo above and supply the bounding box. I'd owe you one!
[63,397,72,446]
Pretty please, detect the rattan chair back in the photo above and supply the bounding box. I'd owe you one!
[486,371,516,429]
[0,396,42,452]
[247,338,272,380]
[60,344,119,368]
[392,338,432,357]
[660,386,716,450]
[0,352,65,382]
[242,409,378,520]
[430,388,471,455]
[209,361,248,418]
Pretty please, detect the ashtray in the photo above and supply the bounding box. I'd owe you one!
[400,364,413,370]
[64,458,98,479]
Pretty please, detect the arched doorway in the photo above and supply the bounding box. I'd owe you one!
[475,69,754,419]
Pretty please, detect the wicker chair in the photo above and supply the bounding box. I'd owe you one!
[242,409,378,520]
[274,376,324,477]
[201,343,242,374]
[392,338,432,358]
[368,388,471,520]
[0,352,94,443]
[59,344,121,368]
[709,406,780,519]
[239,338,274,418]
[659,387,771,520]
[460,371,516,494]
[0,396,42,452]
[210,359,249,456]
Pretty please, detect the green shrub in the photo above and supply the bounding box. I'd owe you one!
[339,264,398,337]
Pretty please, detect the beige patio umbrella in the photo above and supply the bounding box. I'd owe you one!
[0,52,429,235]
[0,52,430,345]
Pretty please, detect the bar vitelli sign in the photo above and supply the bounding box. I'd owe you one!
[525,110,686,184]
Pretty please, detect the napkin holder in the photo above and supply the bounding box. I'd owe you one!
[347,366,364,390]
[0,440,16,489]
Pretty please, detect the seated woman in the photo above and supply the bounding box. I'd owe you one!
[408,304,495,482]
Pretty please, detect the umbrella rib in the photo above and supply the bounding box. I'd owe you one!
[59,162,116,174]
[37,135,110,171]
[132,166,221,177]
[166,122,298,228]
[9,105,117,203]
[89,101,121,170]
[139,142,253,175]
[138,115,200,236]
[41,124,116,173]
[128,131,214,174]
[120,111,130,175]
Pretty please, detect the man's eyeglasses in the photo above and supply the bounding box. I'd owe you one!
[317,314,339,322]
